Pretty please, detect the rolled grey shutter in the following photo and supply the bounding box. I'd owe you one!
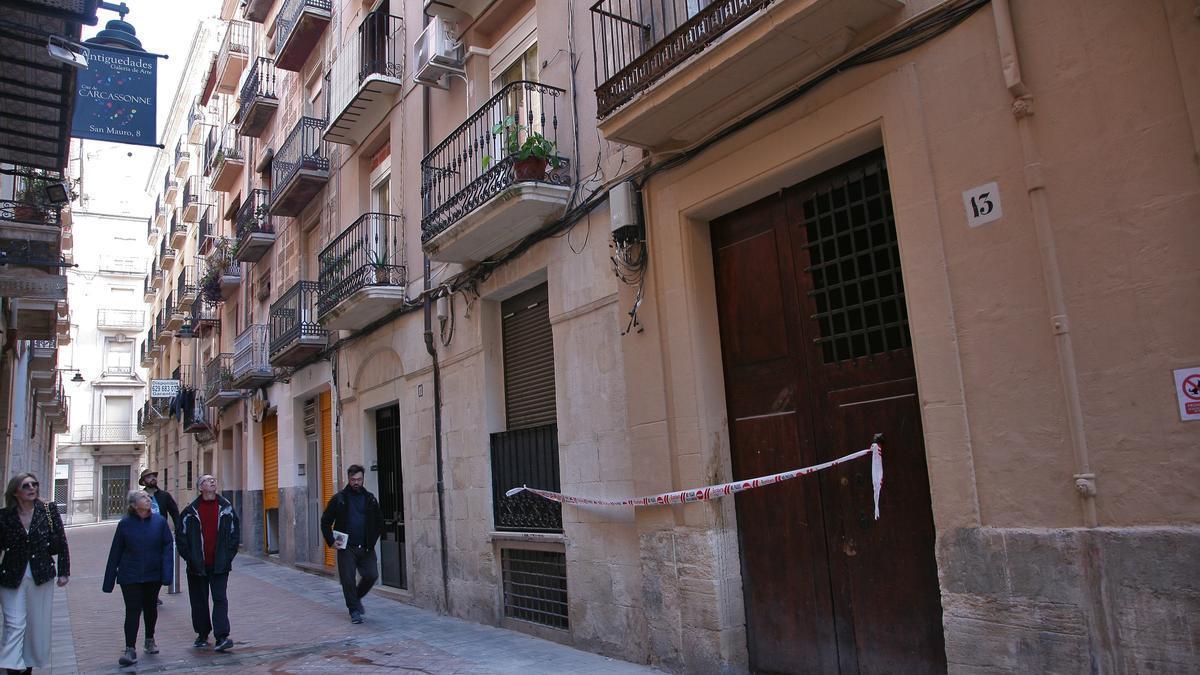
[502,284,556,429]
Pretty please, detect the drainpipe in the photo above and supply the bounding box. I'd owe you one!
[422,66,452,616]
[992,2,1117,669]
[992,0,1096,526]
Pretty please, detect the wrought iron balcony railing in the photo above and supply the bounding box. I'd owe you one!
[271,116,329,207]
[491,423,562,532]
[236,57,279,137]
[326,10,404,131]
[187,96,206,131]
[169,209,186,240]
[232,324,274,385]
[235,188,274,241]
[183,175,203,209]
[591,0,773,117]
[238,57,278,118]
[269,281,327,356]
[174,137,190,166]
[80,424,143,444]
[277,0,332,63]
[204,124,243,176]
[97,308,143,330]
[159,237,174,263]
[318,212,405,317]
[0,199,61,227]
[420,81,570,243]
[163,171,178,198]
[203,353,236,402]
[219,19,251,64]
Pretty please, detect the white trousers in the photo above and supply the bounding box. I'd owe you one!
[0,574,54,669]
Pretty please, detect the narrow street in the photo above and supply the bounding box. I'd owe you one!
[53,522,653,674]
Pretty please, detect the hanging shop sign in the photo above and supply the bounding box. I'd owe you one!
[150,379,180,399]
[70,46,159,146]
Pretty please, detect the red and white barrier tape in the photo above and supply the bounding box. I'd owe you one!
[506,442,884,519]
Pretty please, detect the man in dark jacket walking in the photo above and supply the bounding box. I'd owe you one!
[320,465,383,624]
[177,475,238,652]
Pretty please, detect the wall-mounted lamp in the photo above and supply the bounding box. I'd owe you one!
[58,368,85,383]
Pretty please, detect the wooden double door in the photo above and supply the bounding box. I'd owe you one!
[711,151,945,673]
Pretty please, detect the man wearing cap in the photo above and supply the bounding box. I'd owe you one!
[139,469,180,532]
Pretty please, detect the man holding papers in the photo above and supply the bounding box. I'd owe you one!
[319,465,383,624]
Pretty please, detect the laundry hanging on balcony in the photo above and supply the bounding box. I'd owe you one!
[507,440,885,519]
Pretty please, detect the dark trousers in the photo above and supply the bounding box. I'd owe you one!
[336,547,378,614]
[119,582,161,647]
[186,568,230,640]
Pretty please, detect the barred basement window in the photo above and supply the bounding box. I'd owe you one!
[800,156,911,363]
[53,478,68,513]
[501,548,569,630]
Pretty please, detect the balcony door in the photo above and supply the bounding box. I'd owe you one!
[488,13,539,166]
[369,160,390,265]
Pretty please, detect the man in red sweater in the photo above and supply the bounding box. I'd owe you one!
[177,475,239,653]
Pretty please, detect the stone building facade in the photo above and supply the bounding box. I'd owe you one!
[141,0,1200,671]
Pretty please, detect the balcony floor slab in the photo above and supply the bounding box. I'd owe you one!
[320,286,406,330]
[424,182,572,264]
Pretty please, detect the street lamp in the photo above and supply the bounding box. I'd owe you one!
[83,2,144,52]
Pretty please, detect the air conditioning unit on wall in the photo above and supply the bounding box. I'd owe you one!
[414,15,464,88]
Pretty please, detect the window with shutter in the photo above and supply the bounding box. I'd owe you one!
[501,284,556,430]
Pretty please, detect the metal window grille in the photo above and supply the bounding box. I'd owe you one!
[490,423,562,533]
[53,478,67,513]
[501,548,569,630]
[800,157,910,363]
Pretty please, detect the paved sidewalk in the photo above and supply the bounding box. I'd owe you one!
[57,521,654,674]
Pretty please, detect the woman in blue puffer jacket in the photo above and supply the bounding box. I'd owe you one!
[102,490,174,668]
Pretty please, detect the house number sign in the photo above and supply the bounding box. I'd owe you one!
[963,181,1003,228]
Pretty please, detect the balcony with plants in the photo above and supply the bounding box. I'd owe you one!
[215,20,251,95]
[590,0,901,149]
[203,353,240,406]
[232,324,275,388]
[182,175,211,224]
[275,0,331,71]
[234,189,275,263]
[205,125,244,193]
[0,171,67,283]
[201,239,242,302]
[269,117,329,217]
[269,280,327,367]
[173,137,191,178]
[318,212,406,330]
[97,308,144,331]
[420,81,571,263]
[324,9,404,146]
[236,57,279,138]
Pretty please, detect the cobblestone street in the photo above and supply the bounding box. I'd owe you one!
[53,522,653,674]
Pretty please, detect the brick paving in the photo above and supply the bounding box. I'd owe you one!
[55,521,655,674]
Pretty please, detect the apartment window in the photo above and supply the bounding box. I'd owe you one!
[501,284,556,429]
[489,11,538,89]
[103,395,133,427]
[104,338,134,375]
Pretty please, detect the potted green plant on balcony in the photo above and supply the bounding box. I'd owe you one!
[200,266,222,303]
[367,248,392,285]
[13,171,61,222]
[482,115,558,181]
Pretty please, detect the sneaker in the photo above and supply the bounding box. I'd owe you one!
[118,647,137,666]
[214,637,234,652]
[144,638,159,654]
[193,636,209,649]
[350,611,364,624]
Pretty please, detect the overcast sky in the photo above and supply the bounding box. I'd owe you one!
[75,0,220,216]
